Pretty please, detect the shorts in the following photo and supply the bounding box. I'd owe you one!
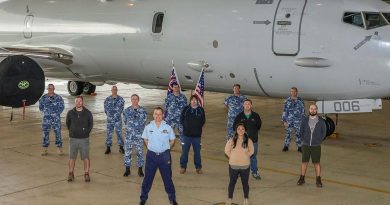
[69,138,90,160]
[302,144,321,164]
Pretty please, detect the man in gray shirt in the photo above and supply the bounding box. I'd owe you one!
[297,104,326,188]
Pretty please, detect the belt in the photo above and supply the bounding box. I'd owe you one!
[149,149,168,155]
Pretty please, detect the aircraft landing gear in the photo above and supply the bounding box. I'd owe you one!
[82,82,96,95]
[67,81,84,96]
[67,81,97,96]
[324,116,335,139]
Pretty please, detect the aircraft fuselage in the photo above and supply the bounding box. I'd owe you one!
[1,0,390,101]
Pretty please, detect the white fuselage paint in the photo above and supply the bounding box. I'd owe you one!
[0,0,390,100]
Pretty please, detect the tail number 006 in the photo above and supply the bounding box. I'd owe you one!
[334,101,360,112]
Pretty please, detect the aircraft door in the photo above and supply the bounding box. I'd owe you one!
[23,14,33,39]
[272,0,307,56]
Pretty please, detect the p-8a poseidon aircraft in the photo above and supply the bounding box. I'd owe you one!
[0,0,390,135]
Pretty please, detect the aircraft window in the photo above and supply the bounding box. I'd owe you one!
[152,12,164,33]
[343,12,364,28]
[363,12,387,29]
[382,13,390,22]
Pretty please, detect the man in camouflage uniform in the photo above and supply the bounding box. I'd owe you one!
[164,83,187,144]
[224,84,246,140]
[104,85,125,154]
[281,87,305,152]
[123,94,147,177]
[39,84,65,156]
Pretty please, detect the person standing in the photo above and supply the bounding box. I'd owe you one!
[104,85,125,154]
[123,94,147,177]
[224,84,246,140]
[39,84,65,156]
[281,87,305,152]
[233,99,262,180]
[297,104,327,188]
[224,123,254,205]
[164,83,187,144]
[179,95,206,174]
[139,107,178,205]
[66,96,93,182]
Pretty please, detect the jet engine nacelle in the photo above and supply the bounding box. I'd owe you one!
[0,55,45,108]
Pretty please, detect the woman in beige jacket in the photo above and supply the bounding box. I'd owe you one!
[224,123,254,205]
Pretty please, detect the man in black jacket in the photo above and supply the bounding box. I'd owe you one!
[66,96,93,182]
[233,99,262,180]
[179,95,206,174]
[297,104,326,188]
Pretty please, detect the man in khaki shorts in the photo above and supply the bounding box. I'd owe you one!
[297,104,327,188]
[66,96,93,182]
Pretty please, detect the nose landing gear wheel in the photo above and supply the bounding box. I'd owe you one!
[67,81,83,96]
[83,82,96,95]
[324,116,335,140]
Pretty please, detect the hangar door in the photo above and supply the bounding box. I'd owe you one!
[272,0,307,56]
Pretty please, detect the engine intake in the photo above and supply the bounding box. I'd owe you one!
[0,55,44,108]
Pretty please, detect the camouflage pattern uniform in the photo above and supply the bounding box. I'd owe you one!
[104,95,125,147]
[282,97,305,148]
[123,106,147,167]
[164,93,187,142]
[39,94,65,148]
[224,94,246,140]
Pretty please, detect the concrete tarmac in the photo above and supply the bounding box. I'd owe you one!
[0,81,389,205]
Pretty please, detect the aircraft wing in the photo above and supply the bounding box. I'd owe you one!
[0,46,73,66]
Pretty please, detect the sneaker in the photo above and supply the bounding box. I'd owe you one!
[282,146,289,152]
[67,172,74,182]
[297,147,302,153]
[252,171,261,180]
[84,173,90,182]
[119,146,124,154]
[243,198,249,205]
[57,147,63,156]
[297,175,305,185]
[41,148,48,156]
[196,168,203,174]
[316,176,323,188]
[104,146,111,154]
[179,168,186,174]
[225,198,232,205]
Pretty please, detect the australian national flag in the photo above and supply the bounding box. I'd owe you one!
[194,68,205,107]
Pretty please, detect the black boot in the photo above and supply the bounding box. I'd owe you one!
[104,146,111,154]
[123,166,130,177]
[119,145,124,154]
[316,176,323,188]
[138,167,144,177]
[139,200,146,205]
[297,175,305,185]
[170,200,178,205]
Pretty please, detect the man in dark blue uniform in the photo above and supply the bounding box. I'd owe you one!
[139,107,178,205]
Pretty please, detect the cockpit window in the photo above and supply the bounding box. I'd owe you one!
[343,12,390,30]
[382,13,390,22]
[364,12,387,29]
[343,12,364,28]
